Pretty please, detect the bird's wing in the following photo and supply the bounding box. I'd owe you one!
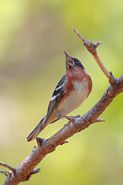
[45,75,66,123]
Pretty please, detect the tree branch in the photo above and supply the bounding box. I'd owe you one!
[0,162,15,173]
[1,33,123,185]
[73,28,115,83]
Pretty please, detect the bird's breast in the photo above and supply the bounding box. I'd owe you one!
[57,80,89,116]
[73,80,88,96]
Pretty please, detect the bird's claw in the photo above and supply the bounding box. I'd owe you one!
[65,115,81,122]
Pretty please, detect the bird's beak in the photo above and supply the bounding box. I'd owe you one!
[64,51,74,69]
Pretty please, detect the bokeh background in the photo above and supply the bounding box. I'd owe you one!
[0,0,123,185]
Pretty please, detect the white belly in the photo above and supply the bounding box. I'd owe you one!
[57,80,89,116]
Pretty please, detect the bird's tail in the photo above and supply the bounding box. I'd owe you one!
[27,117,48,142]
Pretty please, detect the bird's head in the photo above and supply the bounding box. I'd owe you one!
[64,51,84,70]
[64,51,85,80]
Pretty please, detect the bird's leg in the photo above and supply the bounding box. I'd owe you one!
[56,112,61,119]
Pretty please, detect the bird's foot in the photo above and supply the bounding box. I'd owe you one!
[65,115,81,122]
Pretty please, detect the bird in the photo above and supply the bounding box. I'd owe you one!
[27,52,92,141]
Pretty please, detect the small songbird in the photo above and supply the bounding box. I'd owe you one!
[27,52,92,141]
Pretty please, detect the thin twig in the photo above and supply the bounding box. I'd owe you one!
[0,162,15,173]
[73,27,85,42]
[73,28,114,83]
[93,54,115,83]
[0,170,10,176]
[27,168,40,180]
[95,118,105,122]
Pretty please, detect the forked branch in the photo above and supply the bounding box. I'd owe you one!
[73,28,115,83]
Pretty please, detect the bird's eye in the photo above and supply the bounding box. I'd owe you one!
[69,65,73,69]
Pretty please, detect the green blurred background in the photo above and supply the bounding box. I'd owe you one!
[0,0,123,184]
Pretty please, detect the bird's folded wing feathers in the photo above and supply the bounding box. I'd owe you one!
[45,75,66,122]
